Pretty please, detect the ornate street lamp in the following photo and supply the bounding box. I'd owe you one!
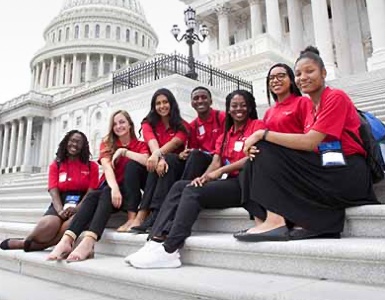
[171,7,209,80]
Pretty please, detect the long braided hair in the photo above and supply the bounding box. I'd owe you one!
[55,130,91,164]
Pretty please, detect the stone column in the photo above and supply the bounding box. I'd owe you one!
[34,64,40,89]
[125,57,130,66]
[48,58,55,88]
[112,55,117,71]
[98,53,104,77]
[60,55,65,86]
[1,123,10,169]
[22,116,33,171]
[39,118,50,168]
[72,54,77,84]
[366,0,385,70]
[49,117,57,161]
[249,0,263,38]
[15,118,25,168]
[30,67,36,90]
[65,60,71,84]
[0,125,3,163]
[215,4,231,49]
[39,61,47,89]
[266,0,282,42]
[8,120,17,168]
[287,0,304,54]
[86,53,91,81]
[311,0,335,78]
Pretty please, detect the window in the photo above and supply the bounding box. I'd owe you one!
[106,25,111,38]
[327,5,332,19]
[142,35,145,47]
[116,26,121,40]
[76,116,82,126]
[75,25,79,39]
[65,27,70,40]
[80,62,86,83]
[96,111,101,120]
[135,31,138,44]
[148,38,150,48]
[58,29,62,42]
[53,33,56,42]
[95,24,100,38]
[63,120,68,130]
[69,63,73,83]
[85,24,90,38]
[104,62,111,75]
[92,61,98,78]
[126,29,130,42]
[52,64,57,86]
[229,35,235,45]
[284,16,290,33]
[63,64,66,84]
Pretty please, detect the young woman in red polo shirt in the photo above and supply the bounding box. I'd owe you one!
[123,88,190,233]
[234,46,378,243]
[0,130,99,252]
[126,90,266,268]
[47,110,149,262]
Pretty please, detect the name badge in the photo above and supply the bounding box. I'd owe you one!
[318,141,346,167]
[59,173,67,182]
[63,195,81,210]
[234,141,244,152]
[198,125,205,135]
[220,159,230,180]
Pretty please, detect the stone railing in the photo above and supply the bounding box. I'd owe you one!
[205,34,295,68]
[0,91,53,113]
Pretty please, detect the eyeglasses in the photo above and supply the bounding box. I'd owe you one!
[192,95,208,101]
[268,73,288,82]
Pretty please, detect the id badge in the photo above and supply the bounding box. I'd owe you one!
[63,195,81,210]
[59,173,67,183]
[198,125,205,136]
[318,141,346,167]
[220,159,230,180]
[234,141,244,152]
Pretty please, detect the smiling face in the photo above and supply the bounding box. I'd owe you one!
[112,112,131,138]
[155,94,171,118]
[294,58,326,95]
[229,94,249,124]
[191,89,212,115]
[67,133,84,157]
[268,66,291,99]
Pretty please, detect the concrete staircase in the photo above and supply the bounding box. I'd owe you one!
[1,173,385,299]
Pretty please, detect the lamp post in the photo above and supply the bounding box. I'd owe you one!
[171,7,209,80]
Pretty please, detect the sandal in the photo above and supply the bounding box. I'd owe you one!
[66,231,97,263]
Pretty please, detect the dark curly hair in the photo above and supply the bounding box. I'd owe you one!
[295,45,324,70]
[55,130,91,164]
[266,63,302,106]
[220,90,258,156]
[140,88,188,136]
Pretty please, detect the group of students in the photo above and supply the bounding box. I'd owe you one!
[0,46,379,268]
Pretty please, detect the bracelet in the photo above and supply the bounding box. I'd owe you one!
[262,129,269,141]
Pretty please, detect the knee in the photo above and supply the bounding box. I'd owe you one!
[124,160,143,173]
[170,180,190,193]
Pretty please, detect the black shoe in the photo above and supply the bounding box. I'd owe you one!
[289,228,341,240]
[234,226,289,242]
[129,211,159,234]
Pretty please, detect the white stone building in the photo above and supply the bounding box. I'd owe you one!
[1,0,385,178]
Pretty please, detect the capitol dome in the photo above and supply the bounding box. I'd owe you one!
[30,0,158,94]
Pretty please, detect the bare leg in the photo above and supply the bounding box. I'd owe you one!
[247,211,286,234]
[66,231,97,262]
[46,232,75,260]
[129,209,149,228]
[116,211,138,232]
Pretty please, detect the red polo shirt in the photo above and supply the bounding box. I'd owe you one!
[189,109,226,153]
[214,119,266,176]
[141,120,190,154]
[48,159,99,192]
[263,94,311,133]
[304,87,365,156]
[98,138,149,185]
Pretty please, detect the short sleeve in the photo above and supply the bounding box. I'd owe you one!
[213,133,225,156]
[142,122,157,144]
[88,161,100,189]
[48,161,59,190]
[174,121,190,143]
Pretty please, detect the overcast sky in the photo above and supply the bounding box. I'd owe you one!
[0,0,191,103]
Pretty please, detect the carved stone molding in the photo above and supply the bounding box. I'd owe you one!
[215,4,231,17]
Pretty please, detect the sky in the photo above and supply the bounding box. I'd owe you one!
[0,0,191,103]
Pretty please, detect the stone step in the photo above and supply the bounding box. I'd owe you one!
[1,250,385,300]
[1,204,385,237]
[1,223,385,286]
[0,178,47,188]
[0,185,47,196]
[0,195,50,208]
[0,268,119,300]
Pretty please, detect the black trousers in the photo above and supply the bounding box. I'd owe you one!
[68,161,147,239]
[140,150,212,211]
[149,178,261,252]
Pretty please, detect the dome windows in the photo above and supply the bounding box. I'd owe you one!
[85,24,90,38]
[106,25,111,39]
[95,24,100,38]
[116,26,121,40]
[75,25,79,39]
[126,29,130,42]
[65,27,70,41]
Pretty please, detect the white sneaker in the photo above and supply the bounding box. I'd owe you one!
[124,240,161,265]
[130,244,181,269]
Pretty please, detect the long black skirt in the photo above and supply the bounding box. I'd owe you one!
[240,141,379,234]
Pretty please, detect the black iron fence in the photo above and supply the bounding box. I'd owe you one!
[112,54,253,94]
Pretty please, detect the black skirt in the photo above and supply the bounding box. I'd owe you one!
[240,141,379,234]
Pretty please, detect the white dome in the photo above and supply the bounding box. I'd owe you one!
[61,0,145,16]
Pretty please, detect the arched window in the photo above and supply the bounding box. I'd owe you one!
[58,29,62,42]
[142,35,145,47]
[116,26,121,40]
[106,25,111,38]
[95,24,100,38]
[75,25,79,39]
[126,29,130,42]
[135,31,138,44]
[85,24,90,38]
[65,27,70,40]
